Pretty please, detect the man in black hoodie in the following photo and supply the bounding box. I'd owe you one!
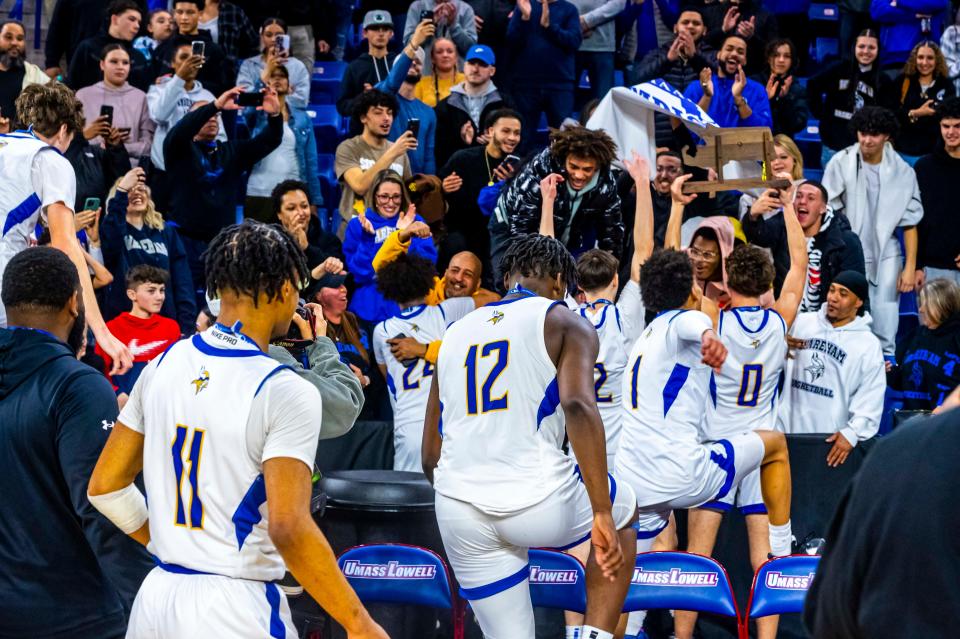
[743,180,865,306]
[44,0,149,79]
[915,97,960,288]
[337,10,396,119]
[153,0,233,97]
[66,0,152,91]
[0,247,153,637]
[163,84,282,296]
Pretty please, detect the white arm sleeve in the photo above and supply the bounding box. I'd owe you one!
[616,279,646,344]
[672,310,713,343]
[257,372,322,468]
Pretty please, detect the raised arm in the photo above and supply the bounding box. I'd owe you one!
[340,131,417,197]
[665,173,697,250]
[538,173,562,237]
[773,180,808,328]
[623,151,654,283]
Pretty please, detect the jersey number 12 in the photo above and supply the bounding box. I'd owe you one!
[464,340,509,414]
[172,425,205,529]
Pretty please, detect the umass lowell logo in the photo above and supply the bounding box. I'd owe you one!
[632,568,720,587]
[764,571,815,590]
[529,565,580,584]
[341,560,437,580]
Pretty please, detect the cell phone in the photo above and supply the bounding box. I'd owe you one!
[500,154,520,170]
[83,197,101,211]
[118,127,131,136]
[276,34,290,55]
[191,40,205,58]
[407,118,420,137]
[420,9,434,22]
[99,105,114,127]
[237,91,264,107]
[392,333,419,367]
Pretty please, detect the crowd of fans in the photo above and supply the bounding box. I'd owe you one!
[3,0,960,634]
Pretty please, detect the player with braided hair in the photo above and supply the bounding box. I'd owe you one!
[89,220,387,638]
[423,233,638,639]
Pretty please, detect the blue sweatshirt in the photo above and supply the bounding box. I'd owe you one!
[375,53,438,174]
[870,0,951,66]
[101,191,197,334]
[0,328,153,637]
[343,209,438,323]
[506,0,583,90]
[683,73,773,128]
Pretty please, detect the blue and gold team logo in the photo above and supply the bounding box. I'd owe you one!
[488,310,505,326]
[410,322,421,333]
[191,366,210,395]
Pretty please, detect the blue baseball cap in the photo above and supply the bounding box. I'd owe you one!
[465,44,495,66]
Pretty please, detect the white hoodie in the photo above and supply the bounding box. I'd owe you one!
[146,75,226,171]
[778,308,886,446]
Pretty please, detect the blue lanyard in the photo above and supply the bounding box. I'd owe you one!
[506,285,539,298]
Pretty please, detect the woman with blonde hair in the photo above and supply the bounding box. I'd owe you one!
[739,133,804,218]
[414,38,464,107]
[892,40,956,162]
[100,166,196,333]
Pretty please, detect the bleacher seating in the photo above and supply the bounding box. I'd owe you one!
[308,105,345,153]
[311,62,347,105]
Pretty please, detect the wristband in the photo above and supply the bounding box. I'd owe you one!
[88,483,149,534]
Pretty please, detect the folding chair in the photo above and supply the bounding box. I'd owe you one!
[337,543,464,639]
[742,555,820,639]
[527,549,588,614]
[623,552,740,626]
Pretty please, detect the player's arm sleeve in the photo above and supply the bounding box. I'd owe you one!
[55,370,153,612]
[439,297,476,324]
[371,230,410,273]
[672,310,714,342]
[840,346,886,447]
[260,373,323,468]
[32,151,77,218]
[616,279,647,343]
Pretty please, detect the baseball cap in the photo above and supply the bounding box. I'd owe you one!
[302,271,350,302]
[362,10,393,30]
[465,44,495,66]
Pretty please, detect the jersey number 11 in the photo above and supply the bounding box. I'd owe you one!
[172,425,205,529]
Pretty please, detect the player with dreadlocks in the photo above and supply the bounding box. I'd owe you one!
[89,221,387,639]
[422,234,638,639]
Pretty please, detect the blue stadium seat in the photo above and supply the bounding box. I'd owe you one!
[527,549,588,614]
[311,62,346,104]
[307,105,342,153]
[803,168,824,182]
[316,153,339,219]
[744,555,820,634]
[808,3,839,20]
[796,120,823,169]
[623,552,740,624]
[814,38,840,63]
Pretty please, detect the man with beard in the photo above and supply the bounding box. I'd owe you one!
[434,44,513,167]
[0,20,49,132]
[683,34,772,128]
[439,107,521,279]
[0,247,152,637]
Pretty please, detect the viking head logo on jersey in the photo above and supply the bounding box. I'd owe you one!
[191,366,210,394]
[805,353,825,382]
[488,310,505,325]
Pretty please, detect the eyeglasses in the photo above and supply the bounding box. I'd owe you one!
[376,193,402,202]
[689,247,719,260]
[656,165,682,174]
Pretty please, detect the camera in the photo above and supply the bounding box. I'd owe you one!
[271,301,316,358]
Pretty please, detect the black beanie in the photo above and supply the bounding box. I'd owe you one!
[832,270,869,305]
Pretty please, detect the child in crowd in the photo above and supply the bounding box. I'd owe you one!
[134,9,176,62]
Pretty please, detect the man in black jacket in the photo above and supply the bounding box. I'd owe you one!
[163,84,282,294]
[44,0,148,79]
[631,8,716,147]
[337,11,396,118]
[489,125,623,289]
[0,247,152,637]
[743,180,865,308]
[66,0,152,91]
[702,0,777,75]
[153,0,233,97]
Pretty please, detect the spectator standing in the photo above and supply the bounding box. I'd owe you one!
[67,0,152,92]
[335,90,415,232]
[890,40,955,162]
[738,133,805,221]
[888,278,960,410]
[44,0,148,79]
[162,86,283,291]
[0,20,49,133]
[779,272,887,466]
[76,44,156,165]
[343,170,437,327]
[237,18,311,109]
[404,0,478,74]
[65,118,132,217]
[871,0,950,69]
[0,248,151,637]
[100,167,196,333]
[434,44,512,167]
[133,9,176,63]
[243,63,323,220]
[198,0,260,71]
[755,38,809,137]
[702,0,779,75]
[490,126,622,286]
[439,107,521,279]
[414,37,465,106]
[506,0,583,149]
[617,0,681,72]
[684,34,773,128]
[570,0,625,101]
[95,264,182,398]
[631,8,716,147]
[915,97,960,285]
[823,106,924,355]
[337,11,396,118]
[807,28,889,166]
[153,0,233,97]
[743,180,866,311]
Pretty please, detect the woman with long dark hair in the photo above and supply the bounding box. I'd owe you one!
[891,40,956,162]
[754,38,810,137]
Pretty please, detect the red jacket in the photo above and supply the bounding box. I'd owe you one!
[95,312,180,394]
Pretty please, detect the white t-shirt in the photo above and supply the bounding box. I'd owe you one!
[246,122,299,197]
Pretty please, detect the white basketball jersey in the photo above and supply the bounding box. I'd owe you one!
[434,294,574,516]
[373,298,473,471]
[703,307,787,440]
[614,309,714,501]
[118,326,322,581]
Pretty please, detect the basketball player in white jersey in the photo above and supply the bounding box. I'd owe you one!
[88,221,386,639]
[372,252,475,471]
[673,178,808,639]
[614,245,794,559]
[0,83,131,372]
[422,234,638,639]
